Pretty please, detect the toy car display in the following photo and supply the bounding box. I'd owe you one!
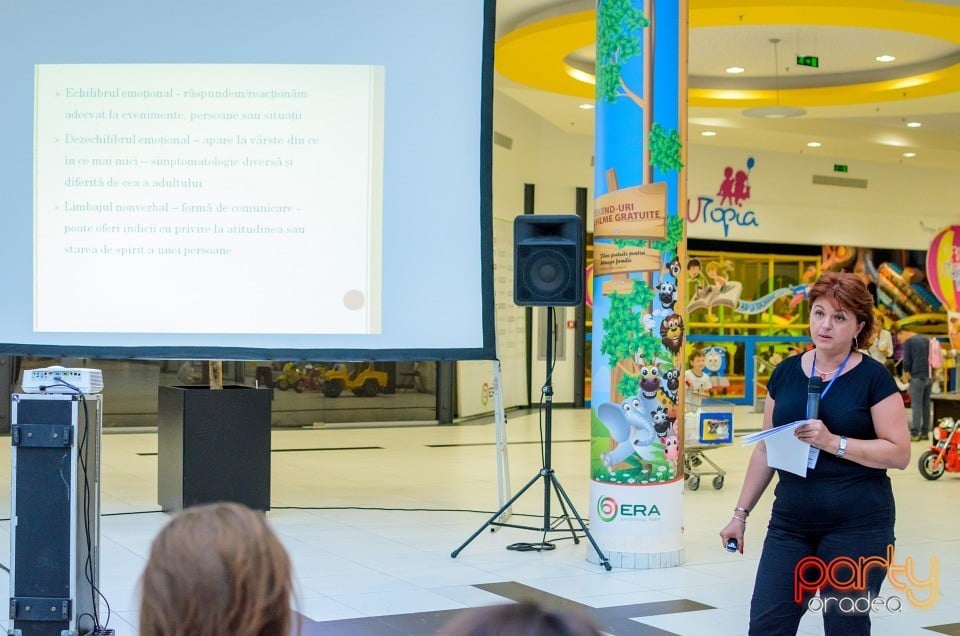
[323,362,387,397]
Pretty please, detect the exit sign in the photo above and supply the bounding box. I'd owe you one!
[834,164,848,173]
[797,55,819,68]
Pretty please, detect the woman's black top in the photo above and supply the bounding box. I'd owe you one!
[766,354,899,531]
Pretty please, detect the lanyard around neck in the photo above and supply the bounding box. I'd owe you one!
[812,350,853,400]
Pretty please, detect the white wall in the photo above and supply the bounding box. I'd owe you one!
[489,98,960,252]
[687,145,959,250]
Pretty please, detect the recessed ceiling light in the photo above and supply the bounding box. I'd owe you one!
[875,55,896,63]
[903,152,917,158]
[565,67,596,85]
[807,141,822,148]
[701,131,717,137]
[906,121,921,128]
[743,107,806,119]
[726,67,745,74]
[578,103,594,110]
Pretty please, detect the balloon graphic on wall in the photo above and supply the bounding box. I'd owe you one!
[585,263,594,308]
[926,225,960,312]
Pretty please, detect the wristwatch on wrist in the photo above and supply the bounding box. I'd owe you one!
[837,436,847,459]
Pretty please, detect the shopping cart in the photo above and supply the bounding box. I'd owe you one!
[683,397,734,490]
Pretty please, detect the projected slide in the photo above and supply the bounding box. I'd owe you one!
[1,0,493,359]
[34,64,383,334]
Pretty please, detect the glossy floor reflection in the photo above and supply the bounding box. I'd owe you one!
[1,405,958,635]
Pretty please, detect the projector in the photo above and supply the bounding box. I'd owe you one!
[21,366,104,394]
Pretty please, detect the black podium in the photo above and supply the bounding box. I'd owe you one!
[158,385,271,512]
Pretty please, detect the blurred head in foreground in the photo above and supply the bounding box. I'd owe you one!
[139,502,294,636]
[438,601,603,636]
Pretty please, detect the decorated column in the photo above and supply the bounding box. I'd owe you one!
[589,0,688,569]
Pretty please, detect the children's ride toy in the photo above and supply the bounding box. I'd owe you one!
[322,362,388,397]
[918,417,960,480]
[275,362,304,391]
[295,364,326,393]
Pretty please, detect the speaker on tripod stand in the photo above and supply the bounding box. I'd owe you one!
[513,214,583,307]
[451,214,611,570]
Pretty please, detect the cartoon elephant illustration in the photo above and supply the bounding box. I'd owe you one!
[597,397,662,473]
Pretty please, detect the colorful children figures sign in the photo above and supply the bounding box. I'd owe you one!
[926,225,960,313]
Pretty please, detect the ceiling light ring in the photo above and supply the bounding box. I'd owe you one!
[495,0,960,108]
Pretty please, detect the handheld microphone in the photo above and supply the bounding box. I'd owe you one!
[725,538,739,552]
[806,376,822,420]
[806,376,823,467]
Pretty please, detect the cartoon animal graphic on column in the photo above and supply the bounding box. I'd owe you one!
[635,357,677,417]
[597,397,661,475]
[597,360,666,475]
[660,313,685,358]
[661,255,681,282]
[662,434,680,475]
[636,358,665,408]
[648,360,680,479]
[663,367,681,402]
[655,280,678,311]
[650,404,672,437]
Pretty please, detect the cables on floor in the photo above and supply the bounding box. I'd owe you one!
[52,379,113,635]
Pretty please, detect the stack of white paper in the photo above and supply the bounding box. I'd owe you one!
[742,420,811,477]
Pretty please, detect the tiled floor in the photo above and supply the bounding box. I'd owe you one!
[2,405,959,635]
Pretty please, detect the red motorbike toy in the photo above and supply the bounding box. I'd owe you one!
[918,417,960,480]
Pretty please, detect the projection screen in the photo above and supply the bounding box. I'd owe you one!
[0,0,495,361]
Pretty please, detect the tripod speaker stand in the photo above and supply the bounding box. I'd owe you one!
[451,306,611,570]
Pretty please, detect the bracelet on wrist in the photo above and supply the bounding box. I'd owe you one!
[731,515,746,525]
[734,506,750,515]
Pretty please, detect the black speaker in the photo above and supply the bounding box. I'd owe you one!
[514,214,583,306]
